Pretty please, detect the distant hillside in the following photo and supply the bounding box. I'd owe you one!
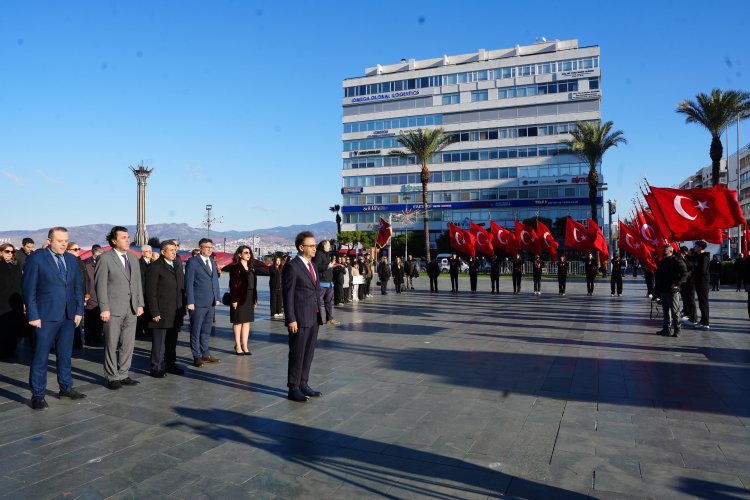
[0,221,337,248]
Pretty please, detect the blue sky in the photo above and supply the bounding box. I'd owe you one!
[1,0,748,231]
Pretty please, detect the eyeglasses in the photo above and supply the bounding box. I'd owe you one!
[2,250,14,254]
[69,248,80,252]
[300,244,316,248]
[241,251,251,255]
[201,246,213,250]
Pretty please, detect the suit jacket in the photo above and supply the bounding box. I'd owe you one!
[145,258,185,329]
[282,256,322,328]
[22,250,84,322]
[184,255,221,307]
[94,249,144,316]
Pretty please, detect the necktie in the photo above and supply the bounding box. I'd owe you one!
[123,253,131,276]
[205,258,212,274]
[55,254,66,282]
[307,261,316,285]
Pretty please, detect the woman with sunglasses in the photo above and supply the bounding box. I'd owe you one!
[0,244,24,357]
[229,245,257,355]
[66,242,88,349]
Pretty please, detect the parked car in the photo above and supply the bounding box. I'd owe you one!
[436,253,469,273]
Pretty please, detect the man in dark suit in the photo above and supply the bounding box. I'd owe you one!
[145,241,185,378]
[283,231,324,402]
[95,226,145,390]
[136,244,154,338]
[185,238,221,367]
[23,227,86,410]
[15,237,34,271]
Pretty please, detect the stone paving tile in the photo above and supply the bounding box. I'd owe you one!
[0,277,748,498]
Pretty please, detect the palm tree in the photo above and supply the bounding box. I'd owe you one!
[390,128,453,259]
[560,121,627,224]
[676,89,750,186]
[329,204,341,235]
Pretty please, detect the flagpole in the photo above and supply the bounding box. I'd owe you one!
[388,213,392,262]
[642,178,677,244]
[737,112,743,254]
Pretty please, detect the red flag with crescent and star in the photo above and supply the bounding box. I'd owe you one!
[619,220,656,271]
[490,220,519,254]
[448,222,476,257]
[587,218,610,260]
[469,221,494,256]
[648,185,745,237]
[536,220,558,259]
[515,220,541,255]
[375,217,392,249]
[564,216,593,253]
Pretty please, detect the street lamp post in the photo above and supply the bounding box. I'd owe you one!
[203,204,222,239]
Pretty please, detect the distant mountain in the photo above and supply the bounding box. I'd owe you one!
[0,221,337,248]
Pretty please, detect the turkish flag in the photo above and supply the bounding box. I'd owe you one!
[469,221,494,256]
[536,220,558,259]
[515,221,541,254]
[490,220,519,254]
[448,222,476,257]
[648,185,746,238]
[619,221,656,271]
[587,218,610,260]
[635,209,667,255]
[564,217,593,252]
[376,217,392,249]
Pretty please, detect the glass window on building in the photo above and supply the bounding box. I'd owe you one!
[471,90,488,102]
[442,93,460,105]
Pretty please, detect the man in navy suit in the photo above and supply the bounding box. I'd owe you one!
[283,231,324,402]
[23,227,86,410]
[184,238,221,367]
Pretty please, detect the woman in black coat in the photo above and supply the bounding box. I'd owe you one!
[0,244,24,357]
[269,256,283,318]
[392,257,405,294]
[377,256,391,295]
[229,246,258,355]
[512,253,524,294]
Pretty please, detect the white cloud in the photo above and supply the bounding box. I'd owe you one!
[1,170,26,186]
[36,170,64,185]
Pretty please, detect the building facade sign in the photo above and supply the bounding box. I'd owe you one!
[342,197,601,213]
[344,89,422,106]
[559,68,596,78]
[570,90,601,100]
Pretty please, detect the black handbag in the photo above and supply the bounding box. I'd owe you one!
[221,292,231,306]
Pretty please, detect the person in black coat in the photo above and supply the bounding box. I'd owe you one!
[468,257,479,293]
[532,254,543,295]
[744,254,750,318]
[312,241,337,325]
[0,244,24,357]
[489,255,500,293]
[145,242,186,377]
[392,257,405,294]
[136,245,155,338]
[557,255,569,295]
[377,256,391,295]
[426,257,439,292]
[66,242,88,349]
[680,247,697,326]
[585,253,598,296]
[655,245,687,337]
[229,246,258,355]
[610,253,623,296]
[269,256,284,319]
[692,240,711,329]
[448,253,460,293]
[333,256,345,304]
[512,253,524,294]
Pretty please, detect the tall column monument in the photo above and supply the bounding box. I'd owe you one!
[130,162,153,246]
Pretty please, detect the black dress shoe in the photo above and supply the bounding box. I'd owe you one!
[120,377,140,386]
[243,351,252,356]
[31,397,49,410]
[59,388,87,400]
[149,370,166,378]
[301,386,322,397]
[106,380,122,390]
[656,329,670,336]
[287,389,309,402]
[165,365,185,375]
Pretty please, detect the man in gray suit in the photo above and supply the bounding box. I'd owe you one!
[95,226,144,390]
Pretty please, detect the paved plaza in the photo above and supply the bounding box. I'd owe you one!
[1,274,749,499]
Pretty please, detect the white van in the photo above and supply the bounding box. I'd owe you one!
[436,253,469,273]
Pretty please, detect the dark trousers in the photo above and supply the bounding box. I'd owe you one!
[429,276,438,292]
[395,282,402,293]
[343,287,350,302]
[189,305,214,358]
[747,292,750,319]
[73,324,83,349]
[318,286,333,321]
[135,314,149,337]
[490,275,499,292]
[270,288,283,315]
[333,284,343,305]
[450,273,458,292]
[696,283,710,326]
[380,279,388,295]
[645,271,655,296]
[151,327,178,371]
[558,275,567,294]
[29,319,74,398]
[681,283,696,323]
[287,323,319,390]
[586,274,595,294]
[469,275,477,292]
[737,277,744,292]
[533,274,541,292]
[611,274,623,295]
[512,273,522,293]
[84,307,102,345]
